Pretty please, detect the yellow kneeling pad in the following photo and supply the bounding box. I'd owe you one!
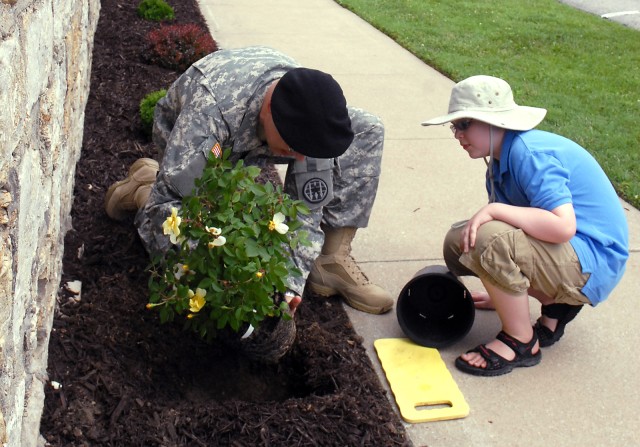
[374,338,469,423]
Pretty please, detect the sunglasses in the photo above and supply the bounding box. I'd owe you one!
[450,119,473,133]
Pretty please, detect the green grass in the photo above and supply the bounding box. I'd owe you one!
[335,0,640,209]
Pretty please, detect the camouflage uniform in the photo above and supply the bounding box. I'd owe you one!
[135,46,383,295]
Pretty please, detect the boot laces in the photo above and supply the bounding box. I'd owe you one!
[343,254,370,285]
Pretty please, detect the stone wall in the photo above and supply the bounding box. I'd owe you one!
[0,0,99,445]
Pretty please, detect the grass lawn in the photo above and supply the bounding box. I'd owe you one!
[336,0,640,209]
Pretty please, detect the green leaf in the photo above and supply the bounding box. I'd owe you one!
[198,277,212,290]
[208,281,223,293]
[217,313,228,329]
[229,316,240,332]
[272,263,289,278]
[244,239,260,257]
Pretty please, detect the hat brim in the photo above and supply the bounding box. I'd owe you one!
[421,106,547,131]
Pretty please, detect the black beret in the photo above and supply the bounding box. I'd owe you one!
[271,68,354,159]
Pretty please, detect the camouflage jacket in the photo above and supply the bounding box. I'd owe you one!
[135,46,384,294]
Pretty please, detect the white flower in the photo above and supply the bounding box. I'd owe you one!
[207,235,226,248]
[173,263,190,279]
[205,226,222,236]
[268,212,289,234]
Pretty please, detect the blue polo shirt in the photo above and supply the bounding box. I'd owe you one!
[487,130,628,305]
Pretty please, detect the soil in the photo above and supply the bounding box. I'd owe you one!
[40,1,411,446]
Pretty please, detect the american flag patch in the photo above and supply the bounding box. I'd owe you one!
[211,142,222,158]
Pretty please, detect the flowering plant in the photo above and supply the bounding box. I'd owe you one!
[147,150,310,341]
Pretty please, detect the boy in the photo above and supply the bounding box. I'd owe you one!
[421,75,629,376]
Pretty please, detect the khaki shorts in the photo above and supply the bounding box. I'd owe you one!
[443,220,591,306]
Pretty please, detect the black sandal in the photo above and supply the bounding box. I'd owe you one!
[455,331,541,377]
[533,303,583,347]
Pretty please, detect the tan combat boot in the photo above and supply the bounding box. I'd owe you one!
[105,158,159,220]
[307,226,394,314]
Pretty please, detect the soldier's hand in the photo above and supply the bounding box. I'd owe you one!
[284,291,302,315]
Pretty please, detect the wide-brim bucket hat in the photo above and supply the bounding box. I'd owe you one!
[421,75,547,131]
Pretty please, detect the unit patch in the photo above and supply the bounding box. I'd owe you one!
[303,178,329,204]
[292,158,333,209]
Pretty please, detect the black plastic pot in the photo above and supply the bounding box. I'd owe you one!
[396,265,475,348]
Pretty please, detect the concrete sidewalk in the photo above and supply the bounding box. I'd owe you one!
[198,1,640,445]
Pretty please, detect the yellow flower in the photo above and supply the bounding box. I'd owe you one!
[268,212,289,234]
[162,207,182,244]
[205,226,222,236]
[187,313,195,319]
[188,288,207,313]
[207,235,226,248]
[255,271,264,278]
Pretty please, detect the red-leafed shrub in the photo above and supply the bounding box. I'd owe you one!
[145,23,218,72]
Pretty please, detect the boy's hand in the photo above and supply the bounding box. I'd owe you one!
[460,204,496,252]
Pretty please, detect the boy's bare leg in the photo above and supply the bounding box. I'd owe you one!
[460,281,539,369]
[471,288,560,332]
[528,289,558,332]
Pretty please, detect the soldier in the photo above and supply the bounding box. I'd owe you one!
[105,46,393,318]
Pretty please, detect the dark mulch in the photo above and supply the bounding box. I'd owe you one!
[40,1,411,446]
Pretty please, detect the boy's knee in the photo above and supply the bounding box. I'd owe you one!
[443,227,462,261]
[442,225,472,276]
[473,220,518,253]
[461,221,531,293]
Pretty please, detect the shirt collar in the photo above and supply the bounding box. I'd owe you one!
[233,76,284,155]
